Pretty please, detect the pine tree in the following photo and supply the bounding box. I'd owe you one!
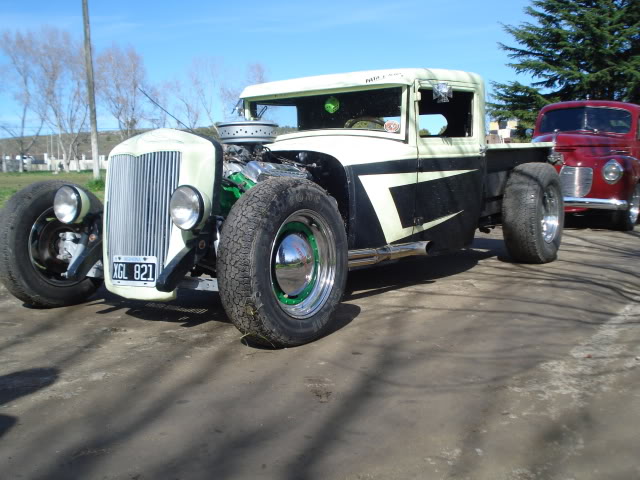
[488,0,640,126]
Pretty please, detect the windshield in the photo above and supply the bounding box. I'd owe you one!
[246,87,404,134]
[539,106,631,134]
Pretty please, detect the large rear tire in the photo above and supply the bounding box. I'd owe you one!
[217,177,348,347]
[502,163,564,263]
[0,181,102,307]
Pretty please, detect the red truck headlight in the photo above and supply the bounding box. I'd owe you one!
[602,160,623,184]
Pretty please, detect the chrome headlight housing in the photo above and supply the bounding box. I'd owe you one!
[53,185,90,224]
[602,160,623,184]
[548,151,564,165]
[169,185,206,230]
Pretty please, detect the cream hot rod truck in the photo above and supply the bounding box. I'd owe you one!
[0,68,563,347]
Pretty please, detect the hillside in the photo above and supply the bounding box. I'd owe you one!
[0,125,296,161]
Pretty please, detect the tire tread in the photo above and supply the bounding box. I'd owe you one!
[217,177,347,347]
[0,180,101,307]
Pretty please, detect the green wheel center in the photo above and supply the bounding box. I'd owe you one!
[272,222,319,305]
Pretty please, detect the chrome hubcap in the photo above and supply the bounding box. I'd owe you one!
[270,210,336,319]
[628,184,640,224]
[274,232,316,296]
[541,186,560,243]
[28,207,80,286]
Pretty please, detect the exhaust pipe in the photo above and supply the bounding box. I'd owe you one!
[348,241,430,269]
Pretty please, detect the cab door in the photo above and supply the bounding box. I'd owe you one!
[412,81,486,253]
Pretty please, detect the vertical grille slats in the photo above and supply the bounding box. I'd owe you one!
[559,166,593,198]
[106,152,181,277]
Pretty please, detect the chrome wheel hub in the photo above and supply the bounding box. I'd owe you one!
[270,210,337,319]
[274,232,316,296]
[28,207,81,286]
[541,186,560,243]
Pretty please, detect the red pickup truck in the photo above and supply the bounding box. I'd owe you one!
[533,100,640,230]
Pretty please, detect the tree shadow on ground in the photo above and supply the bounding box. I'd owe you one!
[0,368,59,438]
[2,228,639,479]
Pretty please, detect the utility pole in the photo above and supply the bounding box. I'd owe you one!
[82,0,100,180]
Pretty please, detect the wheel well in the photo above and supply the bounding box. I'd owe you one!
[274,151,350,234]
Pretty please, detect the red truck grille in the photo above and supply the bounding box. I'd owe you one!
[559,166,593,198]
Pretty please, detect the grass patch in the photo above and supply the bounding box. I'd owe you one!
[85,178,106,193]
[0,171,106,209]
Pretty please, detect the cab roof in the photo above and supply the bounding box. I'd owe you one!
[240,68,484,99]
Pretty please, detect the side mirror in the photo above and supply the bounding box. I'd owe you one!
[231,99,245,117]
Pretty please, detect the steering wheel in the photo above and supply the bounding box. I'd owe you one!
[344,116,386,128]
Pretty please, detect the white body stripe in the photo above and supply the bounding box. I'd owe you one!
[359,170,476,243]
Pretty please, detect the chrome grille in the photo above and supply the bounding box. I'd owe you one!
[559,166,593,198]
[106,152,181,276]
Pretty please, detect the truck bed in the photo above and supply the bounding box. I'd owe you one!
[481,142,554,218]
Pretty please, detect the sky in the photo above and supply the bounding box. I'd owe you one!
[0,0,535,134]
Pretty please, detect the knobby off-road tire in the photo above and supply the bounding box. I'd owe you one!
[611,183,640,231]
[217,177,348,347]
[502,163,564,264]
[0,180,103,307]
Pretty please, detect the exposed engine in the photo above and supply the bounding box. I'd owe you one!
[217,121,313,213]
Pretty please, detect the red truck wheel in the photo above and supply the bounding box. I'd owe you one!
[502,163,564,263]
[611,183,640,231]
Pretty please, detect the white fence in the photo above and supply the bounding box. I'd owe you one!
[1,155,107,173]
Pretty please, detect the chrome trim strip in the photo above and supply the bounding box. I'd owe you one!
[564,197,629,210]
[348,241,430,269]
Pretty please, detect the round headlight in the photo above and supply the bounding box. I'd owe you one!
[169,186,204,230]
[54,185,89,224]
[602,160,623,184]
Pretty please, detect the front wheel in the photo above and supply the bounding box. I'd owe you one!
[217,177,348,347]
[611,183,640,231]
[0,180,103,307]
[502,163,564,263]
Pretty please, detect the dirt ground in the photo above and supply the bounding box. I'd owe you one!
[1,226,639,480]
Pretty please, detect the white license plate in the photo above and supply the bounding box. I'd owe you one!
[111,255,158,287]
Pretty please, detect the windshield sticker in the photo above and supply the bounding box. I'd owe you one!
[384,120,400,133]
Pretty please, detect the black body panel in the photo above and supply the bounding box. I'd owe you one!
[346,159,417,250]
[345,156,485,253]
[340,148,549,253]
[413,156,485,253]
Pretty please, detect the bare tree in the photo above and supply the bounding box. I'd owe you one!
[220,62,267,120]
[96,44,149,140]
[246,62,266,85]
[167,57,222,132]
[189,57,222,127]
[30,27,88,171]
[0,30,44,170]
[146,83,170,129]
[169,79,201,130]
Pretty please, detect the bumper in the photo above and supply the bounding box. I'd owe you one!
[564,197,629,211]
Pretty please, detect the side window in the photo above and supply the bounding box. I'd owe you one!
[418,89,474,138]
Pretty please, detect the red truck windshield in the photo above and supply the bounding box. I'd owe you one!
[539,106,631,134]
